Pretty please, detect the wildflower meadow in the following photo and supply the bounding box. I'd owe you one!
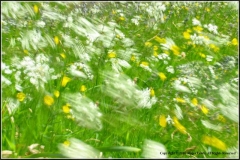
[1,1,239,158]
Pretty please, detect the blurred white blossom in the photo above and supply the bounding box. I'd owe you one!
[192,18,201,26]
[63,93,102,130]
[142,139,167,158]
[58,138,100,158]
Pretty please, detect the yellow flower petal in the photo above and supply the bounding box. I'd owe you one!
[145,42,152,47]
[63,140,70,147]
[191,98,198,106]
[201,105,209,115]
[154,36,166,43]
[183,32,191,39]
[33,5,39,14]
[108,51,116,58]
[63,104,70,114]
[202,136,227,151]
[44,95,54,106]
[61,76,71,87]
[141,61,149,66]
[54,36,59,45]
[159,115,167,127]
[150,88,155,97]
[119,16,125,21]
[17,92,26,102]
[217,114,226,123]
[173,116,187,134]
[131,55,136,62]
[60,53,66,59]
[231,38,238,46]
[158,72,167,81]
[80,85,87,92]
[175,97,186,103]
[54,90,60,98]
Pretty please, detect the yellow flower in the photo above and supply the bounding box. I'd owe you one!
[116,34,121,39]
[231,38,238,46]
[183,32,191,39]
[66,114,74,120]
[54,36,59,45]
[202,136,227,151]
[153,51,158,57]
[108,51,116,58]
[145,42,152,47]
[217,114,226,123]
[193,26,203,33]
[54,90,60,98]
[17,92,26,102]
[112,10,116,14]
[150,88,155,97]
[159,115,167,127]
[170,45,180,56]
[61,76,71,87]
[63,140,70,147]
[163,50,169,55]
[154,36,166,43]
[201,105,209,115]
[205,7,210,12]
[33,5,39,14]
[119,16,125,21]
[175,97,186,103]
[158,72,167,81]
[44,95,54,106]
[173,116,187,134]
[153,45,158,51]
[131,55,136,62]
[191,98,198,106]
[209,44,219,52]
[199,53,206,58]
[23,49,28,55]
[80,85,87,92]
[63,104,70,114]
[141,61,149,66]
[60,53,66,59]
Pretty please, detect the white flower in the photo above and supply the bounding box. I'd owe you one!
[206,55,213,62]
[157,53,170,60]
[5,98,20,114]
[63,93,102,130]
[136,88,157,108]
[161,38,176,50]
[190,33,206,45]
[122,38,134,47]
[204,24,218,34]
[192,18,201,26]
[2,75,12,86]
[139,64,152,72]
[142,139,167,158]
[174,104,183,120]
[166,115,173,124]
[173,80,191,93]
[166,66,174,73]
[201,120,222,131]
[36,21,46,28]
[103,72,153,109]
[58,138,100,158]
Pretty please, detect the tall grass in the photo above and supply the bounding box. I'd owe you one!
[1,2,238,158]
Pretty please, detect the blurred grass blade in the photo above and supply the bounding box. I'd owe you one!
[97,146,141,152]
[23,153,66,158]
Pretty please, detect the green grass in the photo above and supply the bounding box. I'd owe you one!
[1,1,239,158]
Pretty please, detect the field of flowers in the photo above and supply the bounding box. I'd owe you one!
[1,1,239,158]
